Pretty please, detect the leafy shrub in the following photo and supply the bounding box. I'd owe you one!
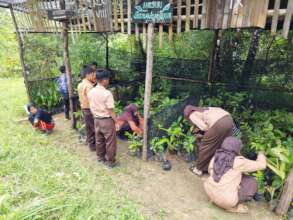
[30,81,62,110]
[151,117,195,154]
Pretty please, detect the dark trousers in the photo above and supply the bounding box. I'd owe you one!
[196,115,233,171]
[94,118,117,163]
[63,97,70,119]
[238,175,258,203]
[118,122,132,140]
[82,109,95,150]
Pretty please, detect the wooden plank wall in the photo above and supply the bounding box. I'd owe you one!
[10,0,293,39]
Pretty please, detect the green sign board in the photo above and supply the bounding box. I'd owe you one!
[132,0,173,24]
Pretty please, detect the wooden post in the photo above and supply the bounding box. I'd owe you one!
[276,168,293,215]
[105,34,109,69]
[271,0,281,35]
[60,0,75,128]
[159,24,163,48]
[168,0,173,43]
[127,0,131,35]
[177,0,182,35]
[9,5,32,103]
[113,0,119,31]
[143,23,147,49]
[135,0,140,40]
[208,29,221,88]
[193,0,199,28]
[185,0,191,32]
[143,23,154,161]
[120,0,124,33]
[282,0,293,39]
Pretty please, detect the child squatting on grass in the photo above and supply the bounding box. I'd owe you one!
[26,104,55,134]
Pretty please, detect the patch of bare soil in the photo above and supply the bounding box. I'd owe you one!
[49,114,281,220]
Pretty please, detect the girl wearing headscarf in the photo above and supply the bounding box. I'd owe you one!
[204,137,266,213]
[117,104,144,138]
[184,105,234,176]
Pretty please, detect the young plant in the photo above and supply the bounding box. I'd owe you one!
[125,132,143,154]
[150,137,168,155]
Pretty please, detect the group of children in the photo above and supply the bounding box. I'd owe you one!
[184,105,267,213]
[26,63,267,212]
[28,62,143,168]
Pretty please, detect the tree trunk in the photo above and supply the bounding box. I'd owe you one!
[241,29,261,85]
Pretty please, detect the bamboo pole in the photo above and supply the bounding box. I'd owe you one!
[9,5,32,103]
[60,0,75,128]
[143,23,154,161]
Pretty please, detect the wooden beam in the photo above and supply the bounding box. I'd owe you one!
[60,0,75,128]
[9,5,32,103]
[276,168,293,215]
[143,23,154,161]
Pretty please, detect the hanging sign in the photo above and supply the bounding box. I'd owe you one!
[132,0,173,24]
[47,10,75,21]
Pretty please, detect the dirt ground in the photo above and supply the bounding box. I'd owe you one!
[49,114,281,220]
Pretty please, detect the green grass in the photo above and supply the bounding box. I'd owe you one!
[0,78,144,220]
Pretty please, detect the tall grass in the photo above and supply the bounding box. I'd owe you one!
[0,78,144,220]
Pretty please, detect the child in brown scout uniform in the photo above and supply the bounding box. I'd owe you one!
[184,105,234,176]
[77,66,96,151]
[87,69,118,168]
[204,137,266,213]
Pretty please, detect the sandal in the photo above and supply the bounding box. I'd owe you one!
[189,165,203,176]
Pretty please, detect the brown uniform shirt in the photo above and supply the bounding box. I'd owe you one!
[204,154,266,209]
[87,84,115,118]
[189,107,230,131]
[77,79,94,109]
